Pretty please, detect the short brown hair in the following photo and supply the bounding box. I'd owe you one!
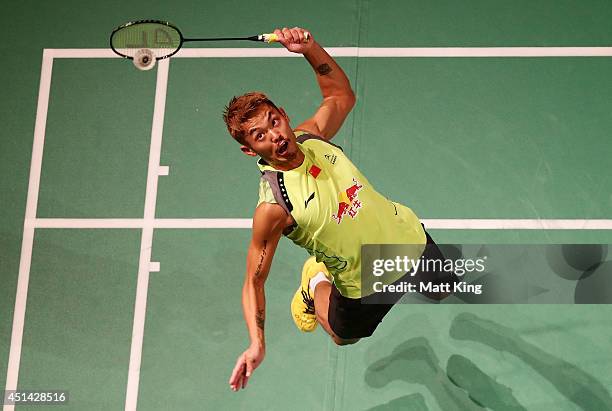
[222,92,279,144]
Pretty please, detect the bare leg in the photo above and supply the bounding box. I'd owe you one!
[313,281,360,346]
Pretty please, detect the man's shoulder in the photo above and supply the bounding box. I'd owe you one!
[294,131,343,152]
[252,201,294,237]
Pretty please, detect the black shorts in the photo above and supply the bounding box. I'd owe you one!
[327,228,453,339]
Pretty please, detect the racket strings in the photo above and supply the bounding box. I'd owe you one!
[111,22,181,59]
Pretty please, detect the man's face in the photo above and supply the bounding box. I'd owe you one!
[240,105,301,169]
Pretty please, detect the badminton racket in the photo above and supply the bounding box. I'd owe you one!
[110,20,310,61]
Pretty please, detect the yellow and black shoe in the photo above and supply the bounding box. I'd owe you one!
[290,257,329,332]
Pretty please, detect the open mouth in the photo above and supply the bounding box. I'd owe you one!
[277,140,289,155]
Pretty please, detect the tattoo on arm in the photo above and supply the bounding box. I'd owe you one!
[254,240,267,279]
[316,63,332,76]
[256,309,265,331]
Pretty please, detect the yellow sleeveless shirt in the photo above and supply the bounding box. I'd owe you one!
[257,133,425,298]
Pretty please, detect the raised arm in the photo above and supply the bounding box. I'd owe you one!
[229,202,292,391]
[274,27,356,140]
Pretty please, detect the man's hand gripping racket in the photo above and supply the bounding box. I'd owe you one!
[271,27,312,54]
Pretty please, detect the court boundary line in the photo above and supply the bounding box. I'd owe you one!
[6,46,612,411]
[124,58,170,411]
[46,47,612,58]
[28,218,612,230]
[3,49,54,411]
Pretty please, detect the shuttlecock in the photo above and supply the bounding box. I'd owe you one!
[133,48,156,71]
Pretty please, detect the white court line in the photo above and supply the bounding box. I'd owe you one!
[421,219,612,230]
[47,47,612,59]
[3,50,54,411]
[30,218,612,230]
[175,46,612,58]
[124,58,170,411]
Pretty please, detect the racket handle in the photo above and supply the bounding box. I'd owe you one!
[259,31,310,43]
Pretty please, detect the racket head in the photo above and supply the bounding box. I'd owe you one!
[110,20,184,60]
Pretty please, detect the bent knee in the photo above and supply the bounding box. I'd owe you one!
[332,336,360,346]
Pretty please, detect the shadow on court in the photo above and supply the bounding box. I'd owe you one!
[364,312,612,410]
[365,393,428,411]
[364,337,484,410]
[446,354,525,411]
[546,244,612,303]
[450,312,612,410]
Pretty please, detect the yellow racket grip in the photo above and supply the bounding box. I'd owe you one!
[260,31,310,43]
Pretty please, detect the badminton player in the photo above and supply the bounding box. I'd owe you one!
[225,27,451,391]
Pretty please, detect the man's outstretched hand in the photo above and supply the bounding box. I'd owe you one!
[229,344,265,391]
[274,27,313,54]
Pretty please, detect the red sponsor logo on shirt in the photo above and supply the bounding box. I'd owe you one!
[332,178,363,224]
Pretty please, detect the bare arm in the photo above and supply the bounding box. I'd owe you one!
[274,27,356,140]
[242,203,287,347]
[229,202,292,391]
